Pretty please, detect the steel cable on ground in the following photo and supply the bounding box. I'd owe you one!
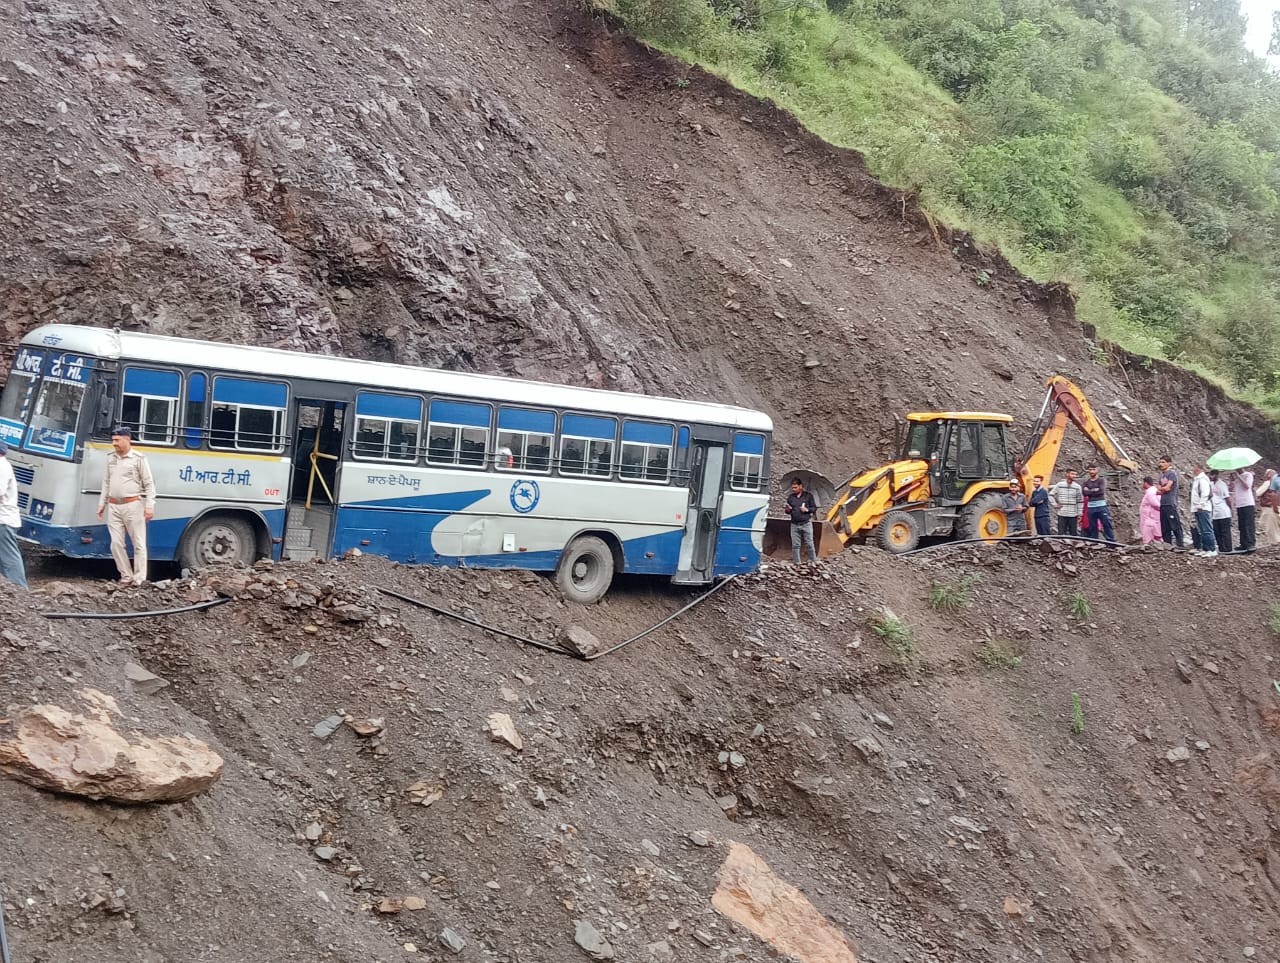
[378,574,737,662]
[40,597,232,620]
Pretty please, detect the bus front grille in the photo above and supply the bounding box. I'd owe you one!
[12,465,34,486]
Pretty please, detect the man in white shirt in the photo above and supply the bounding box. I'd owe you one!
[1230,467,1256,553]
[0,442,28,588]
[1190,462,1217,558]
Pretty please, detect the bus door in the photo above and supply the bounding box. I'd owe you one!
[673,427,730,585]
[284,399,346,560]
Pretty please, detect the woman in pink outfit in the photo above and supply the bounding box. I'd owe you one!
[1139,476,1162,544]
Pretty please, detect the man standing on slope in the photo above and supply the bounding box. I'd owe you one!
[0,442,28,588]
[785,476,818,565]
[1049,468,1083,537]
[1190,462,1218,558]
[1157,455,1185,548]
[1230,465,1256,554]
[1028,474,1051,536]
[1080,464,1115,542]
[97,426,156,586]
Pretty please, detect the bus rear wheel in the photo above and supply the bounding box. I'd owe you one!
[556,536,614,604]
[180,515,257,571]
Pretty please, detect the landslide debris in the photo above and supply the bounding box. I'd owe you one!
[0,546,1277,962]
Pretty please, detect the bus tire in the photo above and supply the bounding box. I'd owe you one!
[179,514,258,571]
[555,535,614,604]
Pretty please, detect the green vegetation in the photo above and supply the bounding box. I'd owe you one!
[609,0,1280,418]
[977,637,1024,669]
[872,610,916,661]
[1066,588,1093,620]
[928,573,981,611]
[1071,690,1086,733]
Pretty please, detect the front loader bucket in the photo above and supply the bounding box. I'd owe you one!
[764,468,846,561]
[763,517,845,560]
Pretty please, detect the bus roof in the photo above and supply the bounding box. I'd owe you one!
[23,325,774,433]
[905,411,1013,423]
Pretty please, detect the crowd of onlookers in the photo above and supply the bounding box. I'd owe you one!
[1003,457,1280,555]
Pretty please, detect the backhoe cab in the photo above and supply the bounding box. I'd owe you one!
[825,411,1016,554]
[764,375,1135,557]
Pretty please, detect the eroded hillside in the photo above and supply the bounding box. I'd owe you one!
[1,1,1280,962]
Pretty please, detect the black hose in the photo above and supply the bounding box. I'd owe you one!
[0,894,11,963]
[41,597,232,620]
[379,575,737,662]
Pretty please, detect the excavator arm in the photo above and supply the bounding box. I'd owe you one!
[1019,375,1137,487]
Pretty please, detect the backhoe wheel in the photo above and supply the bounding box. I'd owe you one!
[875,510,921,555]
[957,492,1008,542]
[555,535,614,604]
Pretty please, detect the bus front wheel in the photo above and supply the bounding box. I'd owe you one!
[555,536,614,604]
[179,515,257,571]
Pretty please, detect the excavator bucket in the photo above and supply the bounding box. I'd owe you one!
[762,469,846,560]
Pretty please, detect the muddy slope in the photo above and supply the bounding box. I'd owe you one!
[2,548,1279,963]
[1,1,1279,961]
[0,0,1274,477]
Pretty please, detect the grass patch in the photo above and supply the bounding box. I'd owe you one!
[928,573,980,612]
[1066,590,1093,621]
[1070,691,1085,734]
[872,610,915,662]
[977,638,1023,670]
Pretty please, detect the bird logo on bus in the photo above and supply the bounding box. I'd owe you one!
[510,479,540,514]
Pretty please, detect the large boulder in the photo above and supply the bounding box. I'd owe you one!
[0,688,223,803]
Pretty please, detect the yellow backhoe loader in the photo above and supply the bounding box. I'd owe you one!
[764,375,1137,557]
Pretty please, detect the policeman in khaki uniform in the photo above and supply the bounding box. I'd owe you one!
[96,425,156,586]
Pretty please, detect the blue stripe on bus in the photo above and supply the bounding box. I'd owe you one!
[713,505,764,573]
[498,407,555,433]
[124,367,181,397]
[18,508,288,562]
[563,414,615,440]
[357,392,422,421]
[430,399,490,427]
[733,433,765,455]
[623,421,673,445]
[213,377,288,408]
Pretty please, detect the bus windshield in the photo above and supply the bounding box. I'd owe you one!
[23,352,93,458]
[31,378,86,436]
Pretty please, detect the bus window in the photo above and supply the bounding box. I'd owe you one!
[496,406,554,473]
[354,392,422,463]
[560,414,616,478]
[427,399,490,469]
[620,421,674,483]
[122,367,181,445]
[730,432,766,491]
[209,377,287,452]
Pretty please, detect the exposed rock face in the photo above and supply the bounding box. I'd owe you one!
[0,688,223,803]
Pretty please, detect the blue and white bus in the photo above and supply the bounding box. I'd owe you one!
[0,325,773,602]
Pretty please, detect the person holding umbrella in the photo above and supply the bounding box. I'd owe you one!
[1207,447,1262,554]
[1231,466,1256,553]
